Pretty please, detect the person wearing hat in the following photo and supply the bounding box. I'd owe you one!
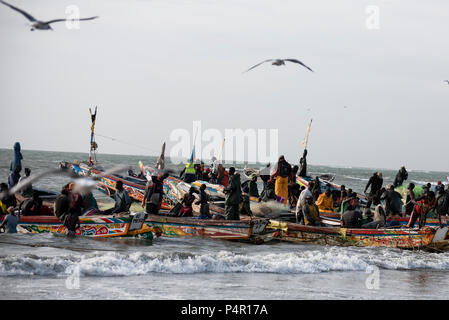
[364,172,383,209]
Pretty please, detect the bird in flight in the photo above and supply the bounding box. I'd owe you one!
[444,80,449,85]
[243,59,314,73]
[0,0,98,31]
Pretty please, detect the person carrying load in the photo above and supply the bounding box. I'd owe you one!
[270,155,291,205]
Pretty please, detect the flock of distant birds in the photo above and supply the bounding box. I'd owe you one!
[1,0,448,82]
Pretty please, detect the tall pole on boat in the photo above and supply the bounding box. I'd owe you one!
[301,118,312,150]
[89,106,98,166]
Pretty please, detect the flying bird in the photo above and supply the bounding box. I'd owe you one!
[0,0,98,31]
[444,80,449,85]
[243,59,314,73]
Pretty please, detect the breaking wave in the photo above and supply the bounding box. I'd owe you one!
[1,247,449,277]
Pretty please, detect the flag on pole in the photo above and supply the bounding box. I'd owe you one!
[301,119,313,149]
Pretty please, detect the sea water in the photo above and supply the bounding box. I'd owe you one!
[1,149,448,300]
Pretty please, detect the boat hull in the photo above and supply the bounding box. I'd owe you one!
[267,220,436,249]
[145,214,269,241]
[0,213,152,239]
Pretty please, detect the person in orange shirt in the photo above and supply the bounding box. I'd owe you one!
[406,191,437,228]
[316,187,334,213]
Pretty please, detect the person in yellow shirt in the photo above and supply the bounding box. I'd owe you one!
[316,187,334,213]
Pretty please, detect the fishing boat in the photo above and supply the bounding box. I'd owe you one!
[0,212,153,239]
[266,219,439,249]
[145,213,277,244]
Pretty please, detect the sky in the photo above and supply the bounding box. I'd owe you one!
[0,0,448,171]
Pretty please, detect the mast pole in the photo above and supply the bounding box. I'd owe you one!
[89,106,98,166]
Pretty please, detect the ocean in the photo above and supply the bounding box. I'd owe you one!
[1,149,448,300]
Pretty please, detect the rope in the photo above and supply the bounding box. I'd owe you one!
[95,133,158,153]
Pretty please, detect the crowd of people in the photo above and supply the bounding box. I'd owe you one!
[2,142,449,234]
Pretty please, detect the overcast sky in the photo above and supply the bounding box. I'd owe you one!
[0,0,448,171]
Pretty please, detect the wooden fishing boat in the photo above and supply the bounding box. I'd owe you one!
[318,211,449,230]
[0,212,152,239]
[145,213,276,243]
[266,219,438,249]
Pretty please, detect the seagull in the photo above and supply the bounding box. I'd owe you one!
[243,58,314,73]
[444,80,449,85]
[0,0,98,31]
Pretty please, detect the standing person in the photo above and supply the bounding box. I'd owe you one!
[10,142,23,173]
[436,184,449,227]
[142,173,165,215]
[179,187,196,217]
[221,168,229,187]
[0,207,19,233]
[223,167,241,220]
[298,149,308,177]
[180,160,196,183]
[8,165,21,190]
[64,192,84,237]
[296,181,315,223]
[311,176,321,201]
[19,168,33,197]
[240,184,253,217]
[288,165,300,207]
[407,191,437,228]
[202,168,211,182]
[259,163,271,190]
[404,183,417,217]
[195,184,210,219]
[248,174,259,198]
[271,155,291,205]
[216,164,225,185]
[364,172,383,209]
[54,188,70,221]
[393,166,408,187]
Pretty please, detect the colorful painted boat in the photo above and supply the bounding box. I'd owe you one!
[266,219,437,249]
[319,211,449,229]
[65,162,186,210]
[145,213,273,242]
[0,212,152,239]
